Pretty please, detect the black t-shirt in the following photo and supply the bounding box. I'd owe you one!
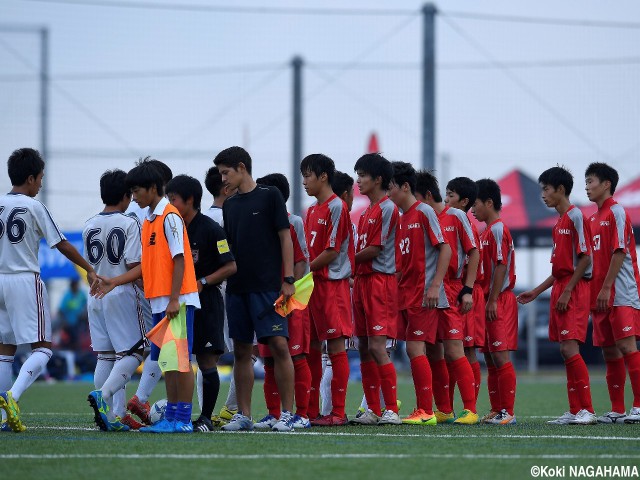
[187,212,235,285]
[223,184,289,293]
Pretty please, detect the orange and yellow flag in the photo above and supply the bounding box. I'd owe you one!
[146,303,191,373]
[274,272,314,317]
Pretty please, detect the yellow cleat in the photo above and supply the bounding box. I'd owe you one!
[0,391,26,432]
[212,405,237,426]
[402,408,437,426]
[453,409,479,425]
[435,410,456,424]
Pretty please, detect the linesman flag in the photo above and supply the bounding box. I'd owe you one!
[274,272,314,317]
[146,303,191,373]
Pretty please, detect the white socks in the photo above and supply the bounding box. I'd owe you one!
[102,355,141,400]
[135,359,161,403]
[94,354,115,390]
[11,348,52,402]
[320,353,333,416]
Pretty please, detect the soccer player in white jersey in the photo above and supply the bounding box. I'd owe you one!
[84,170,148,432]
[0,148,97,432]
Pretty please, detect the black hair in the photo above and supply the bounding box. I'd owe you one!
[475,178,502,211]
[390,161,417,194]
[165,174,203,210]
[100,169,130,206]
[331,171,354,198]
[300,153,335,184]
[213,146,252,174]
[538,166,574,196]
[415,169,442,202]
[125,158,165,196]
[146,158,173,185]
[204,166,223,197]
[585,162,619,195]
[7,148,45,186]
[446,177,478,212]
[256,173,290,202]
[353,153,393,190]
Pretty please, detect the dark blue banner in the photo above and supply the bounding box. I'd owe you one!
[39,231,84,280]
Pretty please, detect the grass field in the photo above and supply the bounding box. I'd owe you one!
[3,372,640,480]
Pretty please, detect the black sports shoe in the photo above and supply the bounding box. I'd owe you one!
[193,415,214,432]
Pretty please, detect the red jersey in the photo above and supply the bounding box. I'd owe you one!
[289,212,309,266]
[550,205,591,281]
[479,219,516,295]
[437,206,477,281]
[464,221,484,285]
[304,194,353,281]
[356,196,399,276]
[396,202,446,310]
[589,197,640,310]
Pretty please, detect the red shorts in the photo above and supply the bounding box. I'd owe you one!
[548,277,590,343]
[437,281,465,341]
[258,307,310,358]
[484,290,518,353]
[463,284,485,348]
[398,306,438,344]
[591,306,640,347]
[308,278,352,342]
[353,273,398,338]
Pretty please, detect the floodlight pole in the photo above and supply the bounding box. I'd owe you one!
[422,3,436,172]
[291,55,304,215]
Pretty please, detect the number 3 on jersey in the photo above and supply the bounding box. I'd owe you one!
[0,206,28,243]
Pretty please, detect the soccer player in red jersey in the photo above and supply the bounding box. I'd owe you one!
[415,171,480,425]
[301,155,354,426]
[351,153,401,426]
[472,179,518,425]
[388,162,450,426]
[584,163,640,424]
[254,173,312,430]
[445,177,485,404]
[518,167,595,425]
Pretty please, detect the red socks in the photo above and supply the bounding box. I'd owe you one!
[378,362,398,414]
[606,357,626,413]
[429,358,452,414]
[263,364,281,418]
[328,352,349,417]
[497,362,516,416]
[307,348,322,419]
[624,351,640,408]
[447,361,456,411]
[565,354,593,414]
[487,365,500,412]
[293,358,311,418]
[470,361,481,401]
[450,357,477,413]
[360,360,382,416]
[410,355,433,414]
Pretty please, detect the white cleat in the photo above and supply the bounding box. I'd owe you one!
[569,409,597,425]
[378,409,402,425]
[624,407,640,424]
[349,409,380,426]
[547,412,576,425]
[272,411,294,432]
[253,414,278,430]
[596,411,627,424]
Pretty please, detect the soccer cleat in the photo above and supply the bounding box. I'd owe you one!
[1,421,11,432]
[121,414,144,430]
[378,409,402,425]
[254,414,278,430]
[570,409,597,425]
[193,415,215,432]
[127,395,151,425]
[624,407,640,424]
[349,409,380,425]
[487,409,516,425]
[402,408,436,426]
[310,413,349,426]
[107,417,131,432]
[272,411,295,432]
[212,405,238,427]
[87,390,110,432]
[0,392,26,433]
[435,410,456,424]
[140,417,176,433]
[480,410,499,424]
[453,409,479,425]
[597,411,627,424]
[547,412,576,425]
[291,415,311,429]
[174,420,193,433]
[221,413,254,431]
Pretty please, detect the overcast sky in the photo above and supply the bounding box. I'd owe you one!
[1,0,639,229]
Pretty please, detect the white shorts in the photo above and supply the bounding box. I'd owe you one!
[0,272,51,345]
[348,336,397,351]
[88,283,147,353]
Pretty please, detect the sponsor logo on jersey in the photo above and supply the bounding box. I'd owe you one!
[492,341,502,347]
[149,232,156,246]
[444,226,455,232]
[600,221,610,227]
[191,249,199,263]
[292,344,301,350]
[561,330,569,335]
[558,229,571,235]
[368,218,376,224]
[413,330,424,336]
[449,329,459,334]
[327,328,336,334]
[623,326,633,332]
[373,325,383,331]
[407,223,420,229]
[318,218,327,225]
[481,240,490,246]
[464,336,473,342]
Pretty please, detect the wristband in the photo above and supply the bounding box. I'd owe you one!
[457,285,474,303]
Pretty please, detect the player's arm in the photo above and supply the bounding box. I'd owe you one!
[555,254,591,312]
[279,228,295,302]
[486,264,507,321]
[424,242,451,308]
[310,249,338,271]
[92,265,142,298]
[355,245,381,263]
[56,239,97,285]
[517,275,554,305]
[293,260,306,281]
[597,250,625,312]
[459,247,479,313]
[200,260,237,293]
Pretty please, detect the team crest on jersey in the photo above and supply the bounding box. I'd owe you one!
[191,249,199,263]
[368,218,376,224]
[149,232,156,246]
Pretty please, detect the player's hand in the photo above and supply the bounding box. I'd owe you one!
[596,287,611,312]
[197,282,204,294]
[166,298,180,319]
[555,290,571,312]
[516,290,536,305]
[281,282,295,304]
[459,293,473,314]
[91,275,115,298]
[422,286,439,308]
[486,299,498,321]
[86,270,97,288]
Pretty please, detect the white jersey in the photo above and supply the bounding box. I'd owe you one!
[204,205,223,227]
[82,211,142,278]
[0,193,65,274]
[125,203,148,224]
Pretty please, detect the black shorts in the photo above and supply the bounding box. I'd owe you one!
[226,291,289,345]
[192,286,225,356]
